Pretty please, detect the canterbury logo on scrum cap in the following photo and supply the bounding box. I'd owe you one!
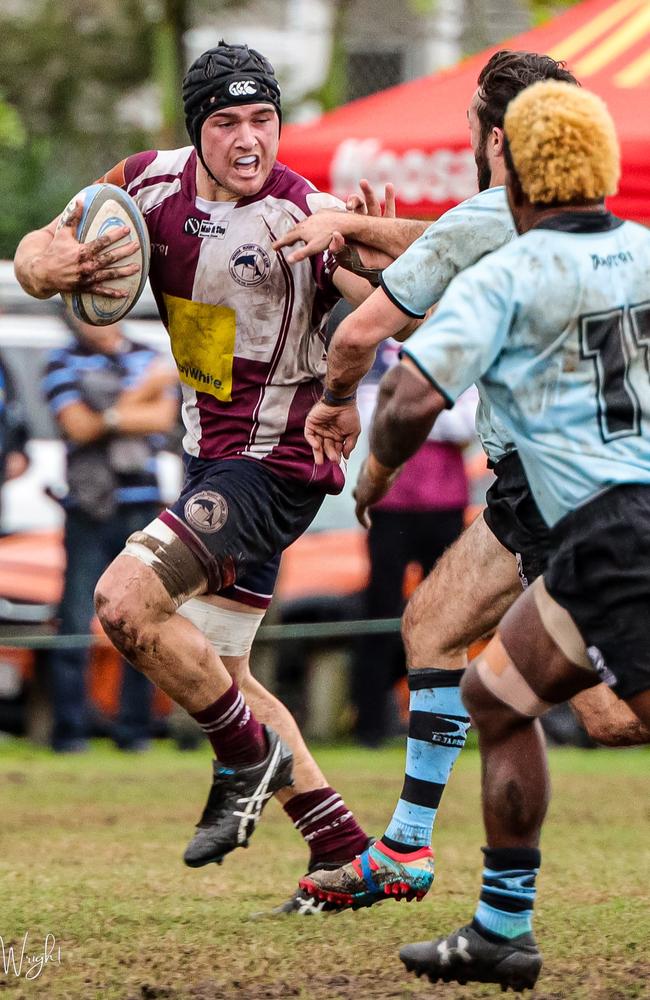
[228,80,258,97]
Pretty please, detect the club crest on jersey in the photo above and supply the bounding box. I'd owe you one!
[184,491,228,534]
[229,244,271,287]
[229,80,258,97]
[184,217,229,239]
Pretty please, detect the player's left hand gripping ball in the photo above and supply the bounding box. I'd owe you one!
[58,183,150,326]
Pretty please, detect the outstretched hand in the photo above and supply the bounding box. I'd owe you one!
[345,179,396,218]
[272,182,397,264]
[304,399,361,466]
[36,199,141,298]
[272,209,346,264]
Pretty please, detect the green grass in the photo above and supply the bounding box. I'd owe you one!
[0,739,648,999]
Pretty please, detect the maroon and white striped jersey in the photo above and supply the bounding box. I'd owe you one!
[102,148,344,493]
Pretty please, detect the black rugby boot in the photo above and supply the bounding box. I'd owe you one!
[183,726,293,868]
[400,923,542,993]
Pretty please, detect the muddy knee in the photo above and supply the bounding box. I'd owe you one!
[94,579,147,663]
[96,517,209,652]
[94,557,173,664]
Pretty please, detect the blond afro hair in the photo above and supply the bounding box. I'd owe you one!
[504,79,620,205]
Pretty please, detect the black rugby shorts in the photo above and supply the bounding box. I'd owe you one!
[161,456,324,604]
[544,483,650,701]
[483,451,552,586]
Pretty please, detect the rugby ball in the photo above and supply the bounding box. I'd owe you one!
[58,183,150,326]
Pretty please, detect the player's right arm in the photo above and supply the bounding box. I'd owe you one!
[352,257,515,525]
[324,198,509,392]
[304,194,513,463]
[274,179,427,263]
[14,160,141,300]
[318,207,493,397]
[274,210,428,264]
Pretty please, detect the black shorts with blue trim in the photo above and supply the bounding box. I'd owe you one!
[160,457,324,609]
[483,451,552,587]
[544,483,650,702]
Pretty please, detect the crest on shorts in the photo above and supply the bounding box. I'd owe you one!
[184,491,228,534]
[229,244,271,287]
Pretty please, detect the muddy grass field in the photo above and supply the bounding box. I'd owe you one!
[0,740,648,1000]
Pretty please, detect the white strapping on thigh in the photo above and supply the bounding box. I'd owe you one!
[177,597,265,657]
[531,577,592,670]
[123,517,178,568]
[122,517,207,607]
[475,637,554,718]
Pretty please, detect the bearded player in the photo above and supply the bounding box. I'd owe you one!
[275,50,648,912]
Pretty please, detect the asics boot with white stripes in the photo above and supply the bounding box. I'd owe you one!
[183,726,293,868]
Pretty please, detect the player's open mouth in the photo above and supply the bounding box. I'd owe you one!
[234,155,259,174]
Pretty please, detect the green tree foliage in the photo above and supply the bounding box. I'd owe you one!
[527,0,581,26]
[305,0,353,112]
[0,0,583,257]
[0,94,25,149]
[0,0,162,256]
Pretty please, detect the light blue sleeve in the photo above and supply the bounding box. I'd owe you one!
[402,253,516,404]
[381,193,514,317]
[41,348,82,415]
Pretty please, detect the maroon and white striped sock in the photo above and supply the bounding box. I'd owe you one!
[283,786,369,866]
[191,682,268,767]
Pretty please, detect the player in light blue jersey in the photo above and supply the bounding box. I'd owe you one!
[382,185,518,467]
[403,198,650,528]
[280,51,647,916]
[328,80,650,990]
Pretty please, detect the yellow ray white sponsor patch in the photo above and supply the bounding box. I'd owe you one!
[164,293,236,402]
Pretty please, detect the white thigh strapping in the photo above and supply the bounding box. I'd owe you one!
[475,653,554,717]
[122,517,207,607]
[531,577,592,670]
[177,597,265,657]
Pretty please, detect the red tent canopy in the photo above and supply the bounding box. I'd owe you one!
[279,0,650,221]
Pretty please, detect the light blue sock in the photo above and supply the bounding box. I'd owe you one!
[382,668,470,852]
[474,846,540,940]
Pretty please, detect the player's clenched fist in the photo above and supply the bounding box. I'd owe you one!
[353,454,400,529]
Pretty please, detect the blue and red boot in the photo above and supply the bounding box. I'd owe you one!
[299,839,435,911]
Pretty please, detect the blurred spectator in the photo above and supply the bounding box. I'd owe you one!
[353,338,478,746]
[0,352,29,523]
[42,312,178,752]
